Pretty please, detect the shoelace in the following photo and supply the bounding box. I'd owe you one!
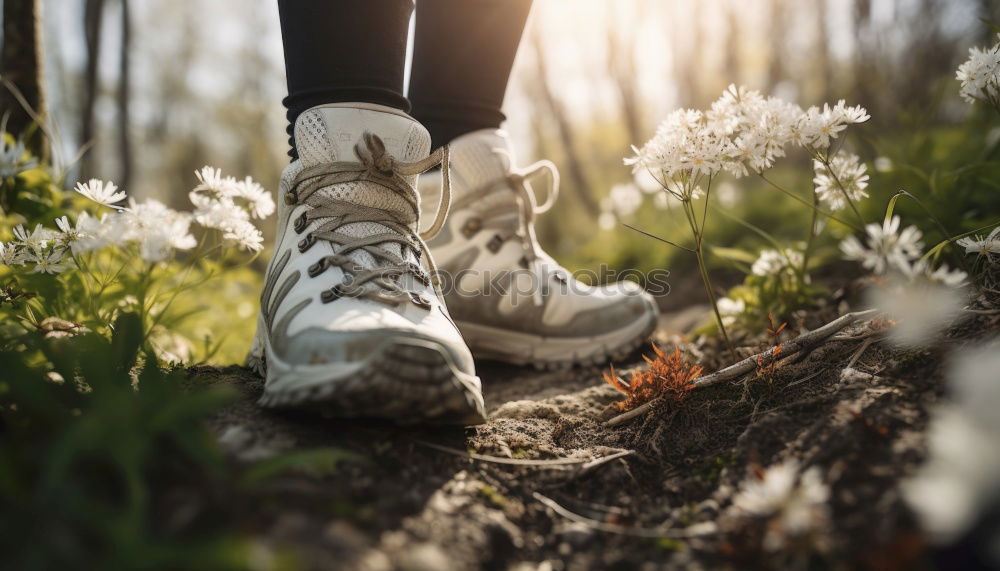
[287,132,451,307]
[472,153,561,305]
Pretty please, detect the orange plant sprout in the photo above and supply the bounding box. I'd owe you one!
[603,345,704,411]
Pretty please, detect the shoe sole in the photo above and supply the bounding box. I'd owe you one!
[248,320,487,425]
[454,306,658,370]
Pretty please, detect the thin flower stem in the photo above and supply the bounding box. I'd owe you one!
[800,190,820,280]
[683,200,737,362]
[757,173,861,232]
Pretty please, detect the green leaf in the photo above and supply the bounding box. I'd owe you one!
[709,246,757,264]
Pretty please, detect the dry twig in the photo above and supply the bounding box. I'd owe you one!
[605,309,880,427]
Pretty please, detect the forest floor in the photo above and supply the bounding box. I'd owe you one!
[199,290,999,570]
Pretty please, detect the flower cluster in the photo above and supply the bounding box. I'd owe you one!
[956,35,1000,107]
[0,167,273,272]
[190,166,274,251]
[839,215,965,286]
[751,248,803,277]
[626,85,869,201]
[812,153,869,211]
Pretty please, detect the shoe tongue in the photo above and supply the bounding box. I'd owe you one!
[294,105,430,227]
[293,104,431,267]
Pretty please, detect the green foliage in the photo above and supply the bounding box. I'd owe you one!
[0,134,346,569]
[0,314,250,569]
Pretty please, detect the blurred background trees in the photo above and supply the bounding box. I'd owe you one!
[2,0,997,280]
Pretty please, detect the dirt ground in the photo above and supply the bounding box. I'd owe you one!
[202,295,998,570]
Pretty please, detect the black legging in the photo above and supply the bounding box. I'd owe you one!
[277,0,532,157]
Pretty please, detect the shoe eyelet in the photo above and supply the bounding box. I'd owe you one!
[298,233,315,253]
[284,191,297,205]
[461,217,482,238]
[321,284,345,304]
[307,259,326,278]
[293,212,308,234]
[486,234,504,253]
[518,255,530,269]
[409,292,431,309]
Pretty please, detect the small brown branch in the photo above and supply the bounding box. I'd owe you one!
[605,309,880,427]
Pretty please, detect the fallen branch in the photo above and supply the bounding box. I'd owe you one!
[605,309,880,427]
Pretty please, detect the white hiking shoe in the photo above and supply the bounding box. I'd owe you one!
[420,129,658,369]
[248,103,486,424]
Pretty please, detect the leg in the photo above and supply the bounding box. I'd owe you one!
[278,0,413,158]
[414,1,658,369]
[253,1,486,423]
[409,0,533,148]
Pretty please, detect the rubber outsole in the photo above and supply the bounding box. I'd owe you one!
[248,334,487,426]
[456,309,659,371]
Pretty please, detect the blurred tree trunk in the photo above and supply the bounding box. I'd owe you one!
[1,0,48,159]
[118,0,132,189]
[765,0,786,91]
[814,0,832,98]
[81,0,107,179]
[528,30,600,218]
[980,0,999,42]
[674,1,703,107]
[851,0,874,108]
[723,1,741,88]
[606,7,643,146]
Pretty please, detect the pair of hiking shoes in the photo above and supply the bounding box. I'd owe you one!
[248,103,657,425]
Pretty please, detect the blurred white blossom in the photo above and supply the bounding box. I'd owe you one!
[717,296,746,327]
[733,459,830,551]
[867,278,963,348]
[751,248,802,277]
[0,137,37,178]
[904,342,1000,544]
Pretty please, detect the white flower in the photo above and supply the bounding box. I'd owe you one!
[602,183,643,219]
[0,241,26,266]
[840,216,923,275]
[230,176,275,219]
[867,278,964,348]
[626,108,729,199]
[193,196,248,231]
[795,100,869,150]
[0,137,37,178]
[717,296,746,327]
[813,154,869,210]
[956,226,1000,261]
[73,212,127,254]
[12,223,57,252]
[31,247,74,274]
[956,38,1000,105]
[194,166,231,193]
[74,179,126,208]
[733,459,830,551]
[123,198,196,262]
[222,218,264,252]
[751,248,802,277]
